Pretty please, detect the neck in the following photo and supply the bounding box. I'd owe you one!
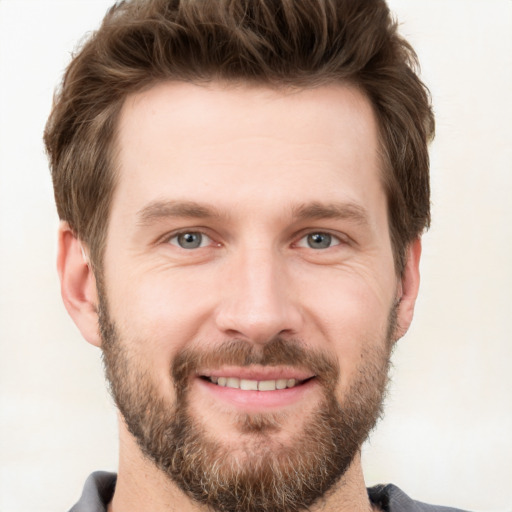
[109,418,376,512]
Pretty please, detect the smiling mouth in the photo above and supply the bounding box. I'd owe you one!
[201,376,312,391]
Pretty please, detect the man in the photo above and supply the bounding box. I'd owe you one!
[44,1,467,511]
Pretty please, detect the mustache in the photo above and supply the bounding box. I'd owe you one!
[172,337,339,395]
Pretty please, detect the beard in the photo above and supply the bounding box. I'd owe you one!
[99,295,395,512]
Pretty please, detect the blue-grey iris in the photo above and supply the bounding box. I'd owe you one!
[307,233,332,249]
[177,232,203,249]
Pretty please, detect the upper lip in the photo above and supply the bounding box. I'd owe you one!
[198,366,315,382]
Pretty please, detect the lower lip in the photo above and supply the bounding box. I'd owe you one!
[196,377,318,412]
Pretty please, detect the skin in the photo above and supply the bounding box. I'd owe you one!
[58,82,421,512]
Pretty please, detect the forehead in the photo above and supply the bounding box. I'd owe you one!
[112,81,384,223]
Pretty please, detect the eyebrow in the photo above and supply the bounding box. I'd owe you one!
[136,200,222,226]
[291,201,370,226]
[136,199,370,227]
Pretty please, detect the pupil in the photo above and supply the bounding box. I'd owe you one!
[308,233,331,249]
[179,232,202,249]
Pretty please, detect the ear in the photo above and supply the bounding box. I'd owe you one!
[57,222,102,347]
[394,238,422,341]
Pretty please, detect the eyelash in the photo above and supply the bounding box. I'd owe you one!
[167,231,216,249]
[294,231,345,250]
[165,229,347,251]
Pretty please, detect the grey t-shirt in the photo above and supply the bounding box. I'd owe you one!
[69,471,471,512]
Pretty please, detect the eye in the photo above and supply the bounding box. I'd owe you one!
[168,231,212,249]
[296,232,341,250]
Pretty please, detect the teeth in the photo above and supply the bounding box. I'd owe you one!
[226,377,240,389]
[208,376,301,391]
[240,379,258,391]
[258,380,276,391]
[276,379,287,390]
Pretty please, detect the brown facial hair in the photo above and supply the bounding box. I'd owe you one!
[99,295,395,512]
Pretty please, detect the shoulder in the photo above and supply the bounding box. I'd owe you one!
[368,484,472,512]
[68,472,117,512]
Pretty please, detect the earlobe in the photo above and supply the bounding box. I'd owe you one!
[57,222,102,347]
[394,238,422,341]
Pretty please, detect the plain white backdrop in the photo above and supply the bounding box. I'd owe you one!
[0,1,511,511]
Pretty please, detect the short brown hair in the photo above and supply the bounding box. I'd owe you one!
[44,0,434,274]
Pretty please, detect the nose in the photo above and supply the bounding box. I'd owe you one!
[214,245,303,344]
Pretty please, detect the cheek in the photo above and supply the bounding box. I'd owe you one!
[296,267,395,392]
[105,269,218,373]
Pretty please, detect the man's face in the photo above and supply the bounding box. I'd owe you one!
[99,82,404,511]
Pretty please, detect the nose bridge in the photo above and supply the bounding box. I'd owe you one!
[215,241,301,342]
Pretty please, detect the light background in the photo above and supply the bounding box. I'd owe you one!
[0,1,511,511]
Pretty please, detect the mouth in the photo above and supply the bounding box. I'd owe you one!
[201,375,312,391]
[194,366,318,412]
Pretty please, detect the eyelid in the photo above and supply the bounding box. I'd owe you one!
[293,230,348,249]
[158,227,350,249]
[164,229,219,249]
